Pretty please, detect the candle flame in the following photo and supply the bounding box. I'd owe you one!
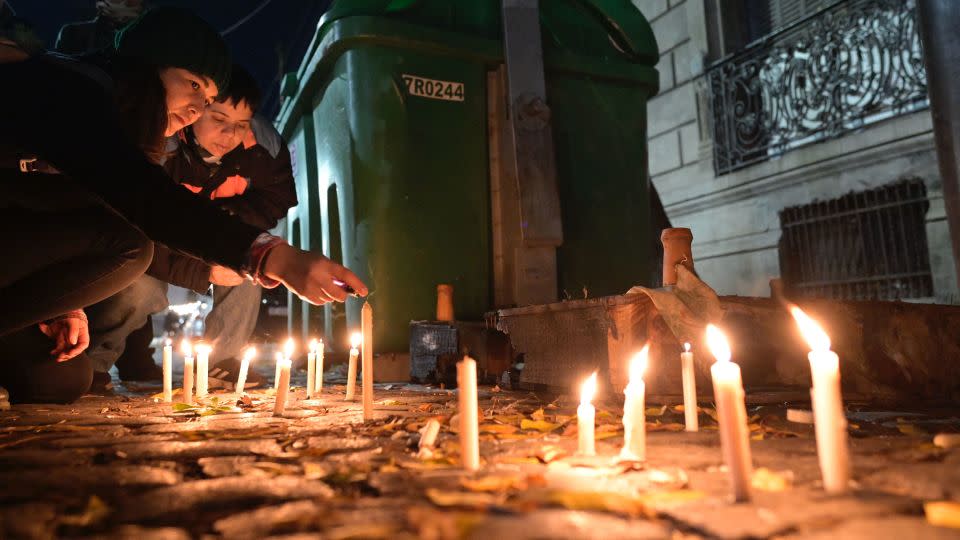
[308,338,318,352]
[629,345,649,383]
[164,337,172,347]
[350,332,362,349]
[243,346,257,362]
[283,338,295,359]
[580,372,598,405]
[275,351,284,364]
[790,306,831,353]
[180,339,192,357]
[705,324,731,364]
[195,342,212,355]
[683,342,691,353]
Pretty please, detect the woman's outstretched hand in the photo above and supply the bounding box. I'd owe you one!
[262,243,368,305]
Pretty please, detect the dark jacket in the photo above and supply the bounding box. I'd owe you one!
[147,117,298,292]
[55,17,120,56]
[0,54,263,272]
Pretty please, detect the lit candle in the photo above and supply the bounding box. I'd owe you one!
[458,355,480,470]
[276,338,294,390]
[162,338,173,403]
[362,302,374,421]
[274,351,292,416]
[790,306,850,494]
[181,339,194,404]
[706,324,753,502]
[195,342,211,398]
[681,342,699,432]
[315,339,325,393]
[306,338,318,399]
[345,332,361,401]
[577,372,598,456]
[236,346,256,395]
[620,346,648,461]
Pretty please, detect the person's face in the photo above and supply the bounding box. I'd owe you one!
[159,67,218,137]
[192,99,254,159]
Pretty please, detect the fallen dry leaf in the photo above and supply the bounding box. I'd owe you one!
[647,422,686,432]
[751,467,793,492]
[530,408,546,421]
[460,473,544,493]
[645,405,668,417]
[425,488,506,509]
[521,419,562,433]
[521,489,652,518]
[479,423,518,435]
[925,501,960,529]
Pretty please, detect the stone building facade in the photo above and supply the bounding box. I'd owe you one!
[634,0,958,303]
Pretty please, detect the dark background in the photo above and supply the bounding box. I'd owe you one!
[5,0,334,119]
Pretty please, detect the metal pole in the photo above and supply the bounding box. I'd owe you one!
[917,0,960,289]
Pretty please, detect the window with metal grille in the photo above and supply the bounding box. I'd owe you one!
[778,179,933,300]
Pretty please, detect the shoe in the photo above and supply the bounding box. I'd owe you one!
[208,357,265,390]
[90,371,114,393]
[115,317,161,381]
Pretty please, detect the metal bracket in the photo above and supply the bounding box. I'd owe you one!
[501,0,563,247]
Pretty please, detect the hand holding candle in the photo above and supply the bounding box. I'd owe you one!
[162,338,173,403]
[578,372,598,456]
[236,346,255,395]
[790,306,850,494]
[346,332,361,401]
[181,339,194,404]
[307,338,318,399]
[621,345,649,461]
[706,324,753,502]
[681,342,699,432]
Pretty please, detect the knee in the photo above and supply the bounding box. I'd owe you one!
[10,353,93,405]
[124,231,154,277]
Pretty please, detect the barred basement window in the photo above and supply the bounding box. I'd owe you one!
[778,179,933,300]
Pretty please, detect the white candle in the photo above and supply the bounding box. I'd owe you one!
[457,355,480,470]
[306,338,317,399]
[275,338,294,390]
[273,351,283,390]
[274,354,292,416]
[790,306,850,494]
[620,345,648,461]
[236,346,255,395]
[195,342,211,398]
[362,302,374,421]
[706,324,753,502]
[681,342,699,432]
[577,372,598,456]
[181,339,194,404]
[345,332,361,401]
[162,338,173,403]
[315,339,325,393]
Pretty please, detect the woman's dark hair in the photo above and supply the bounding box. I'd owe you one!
[216,64,261,114]
[112,58,168,164]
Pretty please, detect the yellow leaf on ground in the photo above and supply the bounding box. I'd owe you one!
[460,473,543,493]
[530,408,545,421]
[521,419,562,433]
[897,422,922,436]
[535,445,567,464]
[479,423,518,434]
[646,405,668,417]
[648,422,686,432]
[751,467,793,491]
[925,501,960,529]
[540,490,652,518]
[425,488,505,509]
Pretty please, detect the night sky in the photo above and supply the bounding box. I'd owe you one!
[6,0,334,119]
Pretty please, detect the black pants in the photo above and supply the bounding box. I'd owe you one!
[0,172,153,403]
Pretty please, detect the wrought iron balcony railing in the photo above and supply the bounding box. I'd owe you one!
[706,0,929,176]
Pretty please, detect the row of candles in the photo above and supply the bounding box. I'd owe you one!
[454,305,850,502]
[161,303,376,419]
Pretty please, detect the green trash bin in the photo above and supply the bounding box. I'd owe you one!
[276,0,659,353]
